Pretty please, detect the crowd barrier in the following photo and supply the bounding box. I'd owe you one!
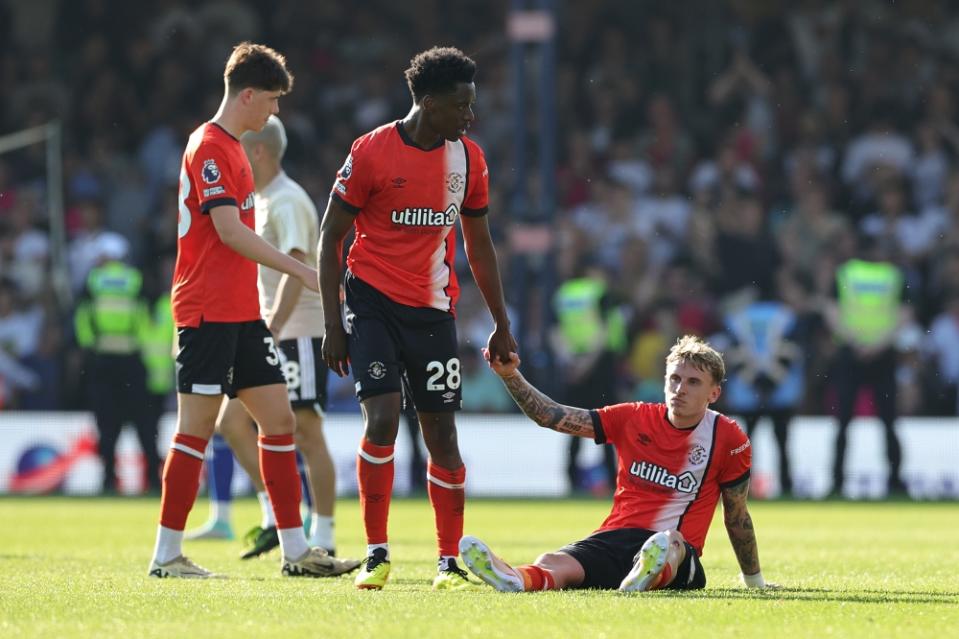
[0,412,956,499]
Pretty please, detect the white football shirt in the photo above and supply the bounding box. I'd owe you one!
[255,171,323,340]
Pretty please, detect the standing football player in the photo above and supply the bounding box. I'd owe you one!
[318,46,517,590]
[149,42,355,579]
[460,336,779,593]
[189,115,355,563]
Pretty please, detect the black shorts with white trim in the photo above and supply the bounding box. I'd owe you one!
[559,527,706,590]
[175,319,285,398]
[277,336,329,413]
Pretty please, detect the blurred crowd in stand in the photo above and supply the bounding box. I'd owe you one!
[1,0,958,445]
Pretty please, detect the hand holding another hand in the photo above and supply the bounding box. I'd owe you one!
[483,347,520,378]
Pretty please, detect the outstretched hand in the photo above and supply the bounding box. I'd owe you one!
[485,326,517,367]
[483,347,520,378]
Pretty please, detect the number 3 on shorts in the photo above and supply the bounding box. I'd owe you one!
[263,336,280,366]
[426,358,461,391]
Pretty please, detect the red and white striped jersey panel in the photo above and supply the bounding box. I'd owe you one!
[593,402,751,556]
[330,121,488,313]
[645,410,718,533]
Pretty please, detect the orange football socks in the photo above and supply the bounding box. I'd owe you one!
[357,437,395,544]
[516,564,557,591]
[158,433,207,530]
[258,434,302,530]
[427,462,466,556]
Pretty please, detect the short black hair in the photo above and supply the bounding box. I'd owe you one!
[404,46,476,102]
[224,42,293,93]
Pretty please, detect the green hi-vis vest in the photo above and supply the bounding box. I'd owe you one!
[74,261,148,355]
[142,294,175,395]
[836,259,902,346]
[553,278,627,355]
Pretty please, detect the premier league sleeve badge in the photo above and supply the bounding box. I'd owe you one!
[202,159,222,184]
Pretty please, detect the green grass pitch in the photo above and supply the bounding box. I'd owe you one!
[0,497,956,638]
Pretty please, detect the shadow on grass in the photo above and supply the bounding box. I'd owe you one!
[625,587,959,605]
[459,586,958,605]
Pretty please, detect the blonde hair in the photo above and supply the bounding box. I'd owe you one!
[666,335,725,384]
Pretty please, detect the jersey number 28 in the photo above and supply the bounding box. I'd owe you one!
[426,358,461,391]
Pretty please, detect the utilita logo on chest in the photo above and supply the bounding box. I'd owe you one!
[391,204,458,227]
[629,460,699,493]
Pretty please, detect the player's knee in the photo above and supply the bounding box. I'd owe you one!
[534,551,566,568]
[260,408,296,436]
[292,426,310,451]
[422,432,461,468]
[662,530,688,564]
[217,415,247,440]
[177,418,217,441]
[663,529,686,546]
[423,430,458,454]
[420,414,458,450]
[278,409,296,434]
[293,421,320,453]
[363,414,398,444]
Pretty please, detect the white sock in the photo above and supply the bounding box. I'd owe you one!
[257,491,275,528]
[212,500,231,525]
[152,526,183,565]
[278,527,309,560]
[367,543,389,561]
[438,555,458,572]
[308,514,334,550]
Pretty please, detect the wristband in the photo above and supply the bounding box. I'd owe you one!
[741,571,765,588]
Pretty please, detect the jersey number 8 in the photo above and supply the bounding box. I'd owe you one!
[426,358,461,391]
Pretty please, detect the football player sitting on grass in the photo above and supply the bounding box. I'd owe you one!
[460,336,779,593]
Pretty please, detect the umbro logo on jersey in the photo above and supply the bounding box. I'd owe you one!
[629,460,699,493]
[392,177,407,188]
[637,433,652,446]
[390,204,458,227]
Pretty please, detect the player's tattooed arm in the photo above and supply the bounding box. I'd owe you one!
[500,373,595,438]
[721,479,761,576]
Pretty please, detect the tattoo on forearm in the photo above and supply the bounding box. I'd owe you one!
[502,374,594,437]
[722,481,761,575]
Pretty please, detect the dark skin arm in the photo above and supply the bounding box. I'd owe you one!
[488,350,595,438]
[460,214,517,364]
[317,198,356,377]
[720,478,762,576]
